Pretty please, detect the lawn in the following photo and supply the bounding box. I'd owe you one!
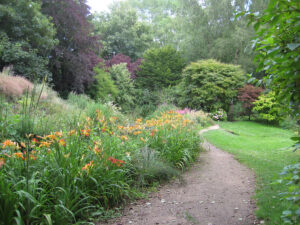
[203,121,299,225]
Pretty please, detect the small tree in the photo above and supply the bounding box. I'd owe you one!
[238,84,263,120]
[253,91,282,123]
[136,46,185,91]
[87,66,118,101]
[179,59,245,113]
[105,54,141,79]
[109,63,136,112]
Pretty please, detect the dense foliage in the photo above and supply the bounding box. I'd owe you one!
[238,84,264,120]
[109,64,136,112]
[87,66,118,101]
[253,91,282,123]
[41,0,101,96]
[136,46,185,91]
[93,3,153,60]
[0,0,57,80]
[178,59,245,113]
[245,0,300,119]
[105,54,141,79]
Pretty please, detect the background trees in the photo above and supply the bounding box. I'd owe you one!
[41,0,101,96]
[0,0,57,80]
[93,3,153,60]
[136,46,185,91]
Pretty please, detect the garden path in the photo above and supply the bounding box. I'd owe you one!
[102,125,257,225]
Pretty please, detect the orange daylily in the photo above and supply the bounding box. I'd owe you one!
[58,139,66,147]
[2,140,15,149]
[0,158,5,168]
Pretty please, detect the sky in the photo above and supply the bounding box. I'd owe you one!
[87,0,124,13]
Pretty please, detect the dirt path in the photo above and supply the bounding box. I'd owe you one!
[102,125,256,225]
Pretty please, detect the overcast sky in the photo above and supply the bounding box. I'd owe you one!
[87,0,124,12]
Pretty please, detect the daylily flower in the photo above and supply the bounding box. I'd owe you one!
[2,140,15,149]
[0,158,5,168]
[58,139,66,147]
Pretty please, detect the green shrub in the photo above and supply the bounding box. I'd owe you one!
[178,59,245,113]
[253,91,282,123]
[87,66,119,101]
[277,163,300,224]
[109,63,136,112]
[136,46,185,91]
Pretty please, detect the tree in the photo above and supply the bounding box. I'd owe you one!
[41,0,101,96]
[238,84,264,120]
[178,59,245,113]
[109,64,136,112]
[252,91,282,123]
[245,0,300,120]
[136,46,185,91]
[87,66,118,101]
[105,54,141,79]
[0,0,57,80]
[93,3,153,60]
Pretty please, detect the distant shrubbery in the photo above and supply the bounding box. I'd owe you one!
[178,59,245,113]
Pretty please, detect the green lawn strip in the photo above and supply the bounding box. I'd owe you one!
[203,121,299,225]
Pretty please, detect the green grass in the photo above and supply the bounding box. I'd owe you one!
[203,121,299,225]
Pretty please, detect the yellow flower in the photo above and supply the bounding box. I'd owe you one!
[133,131,142,136]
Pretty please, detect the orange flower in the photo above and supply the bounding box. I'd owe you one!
[108,157,125,167]
[68,130,76,136]
[13,152,25,160]
[30,154,37,160]
[81,129,90,137]
[2,140,15,149]
[150,130,155,137]
[0,158,5,168]
[39,141,51,148]
[45,134,56,140]
[20,142,26,148]
[120,135,128,141]
[55,131,63,137]
[82,160,94,171]
[140,137,146,142]
[58,139,66,147]
[31,138,39,144]
[133,131,142,136]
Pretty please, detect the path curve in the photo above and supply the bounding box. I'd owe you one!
[102,125,256,225]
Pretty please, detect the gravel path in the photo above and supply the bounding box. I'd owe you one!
[101,125,256,225]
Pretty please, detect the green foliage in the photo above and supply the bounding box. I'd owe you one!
[136,46,185,91]
[0,0,57,80]
[245,0,300,119]
[204,121,298,224]
[109,63,136,112]
[253,91,282,122]
[93,3,153,60]
[87,66,119,101]
[277,164,300,224]
[178,59,245,112]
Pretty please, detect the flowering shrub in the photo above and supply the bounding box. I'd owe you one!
[0,107,201,224]
[210,109,227,121]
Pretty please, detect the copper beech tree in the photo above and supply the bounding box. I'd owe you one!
[238,84,263,120]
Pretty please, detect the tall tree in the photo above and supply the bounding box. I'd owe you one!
[93,3,153,60]
[41,0,101,96]
[0,0,57,80]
